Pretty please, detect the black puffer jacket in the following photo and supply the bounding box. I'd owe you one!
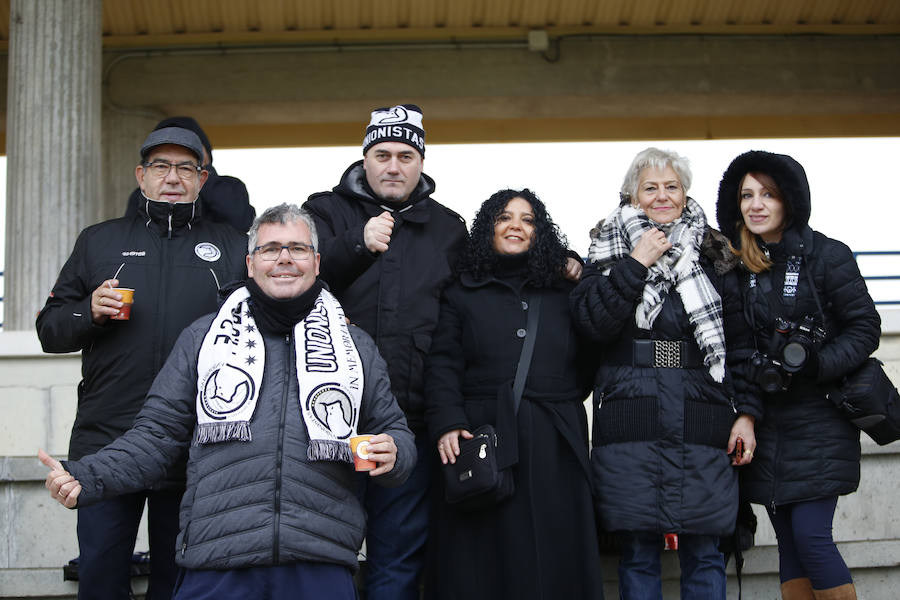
[716,150,882,507]
[571,227,759,536]
[36,199,248,462]
[303,161,467,432]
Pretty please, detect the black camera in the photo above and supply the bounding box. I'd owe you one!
[750,316,826,393]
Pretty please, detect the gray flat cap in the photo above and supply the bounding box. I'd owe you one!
[140,127,205,163]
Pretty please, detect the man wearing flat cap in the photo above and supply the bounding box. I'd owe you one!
[124,116,256,233]
[36,127,248,600]
[304,104,467,599]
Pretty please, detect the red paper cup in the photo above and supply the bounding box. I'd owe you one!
[110,288,135,321]
[350,435,376,471]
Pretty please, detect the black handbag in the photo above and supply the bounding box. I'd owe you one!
[442,424,514,510]
[442,294,542,510]
[826,357,900,446]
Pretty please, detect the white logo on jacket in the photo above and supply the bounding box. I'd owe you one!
[195,242,222,262]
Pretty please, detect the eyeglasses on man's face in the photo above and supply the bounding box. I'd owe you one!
[143,160,202,180]
[253,243,316,261]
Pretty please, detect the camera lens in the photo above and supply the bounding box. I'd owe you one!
[758,364,786,393]
[782,341,808,372]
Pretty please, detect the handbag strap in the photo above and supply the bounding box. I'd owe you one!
[511,293,542,415]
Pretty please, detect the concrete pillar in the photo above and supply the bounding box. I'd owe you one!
[100,110,159,222]
[4,0,102,330]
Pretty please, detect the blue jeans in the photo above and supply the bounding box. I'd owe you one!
[767,496,852,589]
[173,561,356,600]
[618,532,726,600]
[359,434,430,600]
[76,489,181,600]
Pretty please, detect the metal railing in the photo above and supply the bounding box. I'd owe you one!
[853,251,900,306]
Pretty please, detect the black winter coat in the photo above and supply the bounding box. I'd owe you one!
[717,151,881,507]
[570,228,760,536]
[304,161,467,432]
[36,200,248,463]
[425,265,603,600]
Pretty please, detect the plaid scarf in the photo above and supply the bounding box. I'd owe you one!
[588,198,726,382]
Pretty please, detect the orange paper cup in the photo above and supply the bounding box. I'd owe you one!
[110,288,135,321]
[350,435,376,472]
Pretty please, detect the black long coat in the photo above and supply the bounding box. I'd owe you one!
[716,151,882,507]
[425,268,603,600]
[570,228,760,536]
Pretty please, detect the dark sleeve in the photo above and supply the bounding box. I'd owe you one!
[303,195,379,294]
[720,269,763,421]
[815,240,882,382]
[424,289,470,442]
[566,248,585,265]
[200,167,256,233]
[63,324,202,504]
[574,331,601,401]
[353,327,416,487]
[35,229,109,353]
[569,257,648,343]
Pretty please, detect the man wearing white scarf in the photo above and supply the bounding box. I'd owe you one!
[39,204,415,600]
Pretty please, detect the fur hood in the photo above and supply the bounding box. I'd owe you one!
[715,150,811,248]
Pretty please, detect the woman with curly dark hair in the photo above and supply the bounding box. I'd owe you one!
[424,189,603,600]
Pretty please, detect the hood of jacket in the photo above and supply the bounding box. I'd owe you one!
[332,159,436,216]
[716,150,811,249]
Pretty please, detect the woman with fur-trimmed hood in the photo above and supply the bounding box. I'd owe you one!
[571,148,760,599]
[716,150,881,600]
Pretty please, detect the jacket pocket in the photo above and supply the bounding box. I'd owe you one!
[595,394,660,445]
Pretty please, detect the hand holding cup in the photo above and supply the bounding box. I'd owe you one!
[90,279,135,323]
[351,433,397,476]
[91,279,124,323]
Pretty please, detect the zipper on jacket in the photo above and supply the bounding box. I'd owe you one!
[181,524,190,556]
[272,332,292,564]
[153,238,169,373]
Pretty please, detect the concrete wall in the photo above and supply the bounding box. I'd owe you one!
[94,34,900,219]
[2,316,899,598]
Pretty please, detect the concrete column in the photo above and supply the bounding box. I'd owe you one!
[4,0,102,330]
[100,110,159,222]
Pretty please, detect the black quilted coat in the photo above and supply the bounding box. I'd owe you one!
[716,150,882,507]
[570,227,760,536]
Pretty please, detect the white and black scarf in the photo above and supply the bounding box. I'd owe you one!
[194,286,363,463]
[588,198,726,382]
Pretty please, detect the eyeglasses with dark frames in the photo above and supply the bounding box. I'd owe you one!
[143,160,202,180]
[253,243,316,261]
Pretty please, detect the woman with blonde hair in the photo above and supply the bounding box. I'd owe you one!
[572,148,760,599]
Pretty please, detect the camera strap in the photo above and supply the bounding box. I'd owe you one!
[746,244,827,348]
